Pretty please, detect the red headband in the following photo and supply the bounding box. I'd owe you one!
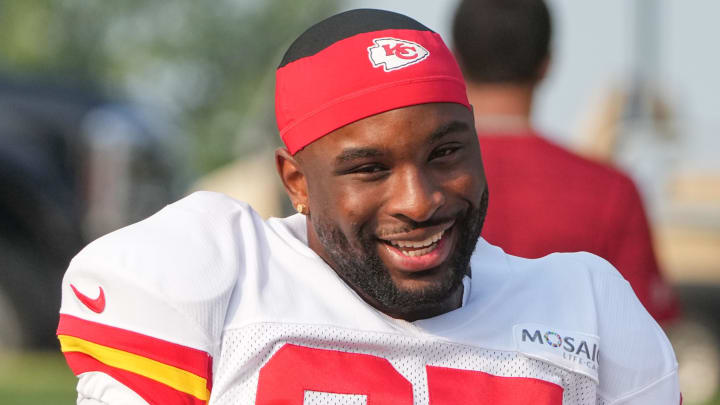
[275,28,470,154]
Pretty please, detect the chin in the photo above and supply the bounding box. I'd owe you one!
[384,264,463,306]
[390,266,451,291]
[381,274,465,321]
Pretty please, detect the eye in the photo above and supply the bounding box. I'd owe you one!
[352,164,386,174]
[333,162,389,179]
[345,163,390,182]
[429,145,461,161]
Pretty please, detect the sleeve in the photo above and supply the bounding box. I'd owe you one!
[601,176,679,323]
[57,192,248,405]
[576,253,680,404]
[75,372,150,404]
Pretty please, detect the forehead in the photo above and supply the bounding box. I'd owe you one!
[302,103,474,161]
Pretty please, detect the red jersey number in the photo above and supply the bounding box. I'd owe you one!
[426,365,564,404]
[256,344,412,404]
[256,343,563,404]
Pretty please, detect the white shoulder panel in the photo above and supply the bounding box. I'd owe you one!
[76,372,149,405]
[444,244,678,403]
[59,191,255,355]
[572,253,679,403]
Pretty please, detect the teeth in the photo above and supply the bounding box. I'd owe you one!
[389,229,445,250]
[400,244,439,257]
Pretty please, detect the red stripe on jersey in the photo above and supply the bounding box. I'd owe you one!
[57,313,212,385]
[64,351,207,405]
[427,365,564,404]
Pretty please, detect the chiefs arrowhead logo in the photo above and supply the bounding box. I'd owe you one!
[70,284,106,313]
[368,38,429,72]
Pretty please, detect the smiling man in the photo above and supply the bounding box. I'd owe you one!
[279,103,486,321]
[57,9,679,405]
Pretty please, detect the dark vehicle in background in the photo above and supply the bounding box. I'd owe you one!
[0,77,184,348]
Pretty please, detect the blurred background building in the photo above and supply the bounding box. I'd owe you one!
[0,0,718,404]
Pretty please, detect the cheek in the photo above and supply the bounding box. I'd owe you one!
[442,166,486,204]
[338,184,380,230]
[312,180,380,235]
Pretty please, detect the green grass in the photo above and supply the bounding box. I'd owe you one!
[0,351,77,405]
[706,394,720,405]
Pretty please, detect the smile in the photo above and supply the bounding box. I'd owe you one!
[378,222,455,272]
[388,229,445,257]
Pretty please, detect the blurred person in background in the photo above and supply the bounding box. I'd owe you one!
[452,0,679,324]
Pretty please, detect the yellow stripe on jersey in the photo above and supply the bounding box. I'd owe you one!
[58,334,210,401]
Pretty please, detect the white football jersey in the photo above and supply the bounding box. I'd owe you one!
[58,192,679,405]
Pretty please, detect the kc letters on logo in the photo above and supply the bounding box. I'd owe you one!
[368,38,430,71]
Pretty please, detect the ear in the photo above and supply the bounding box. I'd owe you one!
[275,147,308,209]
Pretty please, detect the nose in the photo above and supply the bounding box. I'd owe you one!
[385,166,445,224]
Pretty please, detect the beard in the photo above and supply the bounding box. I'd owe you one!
[312,189,488,318]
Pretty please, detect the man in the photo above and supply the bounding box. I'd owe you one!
[453,0,679,323]
[57,9,679,404]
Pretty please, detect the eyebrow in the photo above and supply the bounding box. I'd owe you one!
[428,120,472,143]
[334,148,384,165]
[333,120,471,165]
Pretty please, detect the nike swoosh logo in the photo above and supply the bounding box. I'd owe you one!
[70,284,106,313]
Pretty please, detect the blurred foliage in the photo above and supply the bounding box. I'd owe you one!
[0,0,338,173]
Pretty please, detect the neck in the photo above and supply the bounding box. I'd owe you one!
[466,82,536,133]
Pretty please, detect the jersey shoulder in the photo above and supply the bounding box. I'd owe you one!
[58,191,263,404]
[505,250,679,402]
[60,191,255,345]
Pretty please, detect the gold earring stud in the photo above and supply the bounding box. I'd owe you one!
[295,203,306,215]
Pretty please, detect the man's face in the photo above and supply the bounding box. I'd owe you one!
[294,103,487,320]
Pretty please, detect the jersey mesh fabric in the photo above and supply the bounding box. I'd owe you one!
[209,323,597,404]
[305,392,367,405]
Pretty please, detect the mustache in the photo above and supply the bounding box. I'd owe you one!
[374,188,489,239]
